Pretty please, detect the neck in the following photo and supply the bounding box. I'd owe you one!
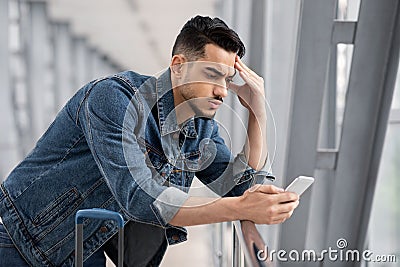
[171,71,197,125]
[172,86,195,125]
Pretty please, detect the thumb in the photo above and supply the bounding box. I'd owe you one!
[228,83,241,95]
[249,184,284,194]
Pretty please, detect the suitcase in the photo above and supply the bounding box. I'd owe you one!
[75,208,124,267]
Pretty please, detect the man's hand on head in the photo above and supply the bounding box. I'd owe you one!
[229,56,267,117]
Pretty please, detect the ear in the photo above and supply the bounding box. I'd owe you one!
[170,55,186,78]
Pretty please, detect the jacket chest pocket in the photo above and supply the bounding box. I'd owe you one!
[140,137,214,189]
[146,149,202,189]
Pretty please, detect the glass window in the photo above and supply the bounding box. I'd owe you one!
[368,124,400,264]
[391,62,400,109]
[368,60,400,264]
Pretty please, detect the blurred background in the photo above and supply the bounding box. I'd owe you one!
[0,0,399,266]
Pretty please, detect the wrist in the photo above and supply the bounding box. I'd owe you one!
[223,196,242,221]
[248,107,267,120]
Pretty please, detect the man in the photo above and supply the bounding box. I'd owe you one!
[0,16,299,266]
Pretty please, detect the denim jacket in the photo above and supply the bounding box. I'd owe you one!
[0,69,273,266]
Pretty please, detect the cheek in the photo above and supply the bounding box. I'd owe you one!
[181,84,196,100]
[194,83,214,97]
[182,84,213,99]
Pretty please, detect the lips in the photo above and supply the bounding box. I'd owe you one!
[208,99,222,109]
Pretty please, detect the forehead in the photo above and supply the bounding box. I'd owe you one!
[190,61,235,77]
[199,43,236,75]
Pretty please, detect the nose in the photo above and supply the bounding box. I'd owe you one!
[213,84,228,99]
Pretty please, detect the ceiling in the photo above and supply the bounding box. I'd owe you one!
[47,0,218,75]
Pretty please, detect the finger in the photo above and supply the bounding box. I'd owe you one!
[228,82,241,94]
[237,70,259,90]
[253,184,284,194]
[235,67,264,91]
[235,56,250,71]
[276,200,299,214]
[236,57,258,77]
[234,60,245,73]
[229,84,251,104]
[272,208,296,222]
[236,66,250,81]
[235,60,252,77]
[276,192,299,203]
[268,219,283,225]
[235,64,264,90]
[268,202,297,217]
[269,213,290,224]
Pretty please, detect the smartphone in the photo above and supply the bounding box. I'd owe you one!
[285,176,315,196]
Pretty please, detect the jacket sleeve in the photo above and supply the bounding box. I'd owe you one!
[196,122,274,197]
[78,78,188,226]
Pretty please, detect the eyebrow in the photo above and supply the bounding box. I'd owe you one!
[205,67,236,78]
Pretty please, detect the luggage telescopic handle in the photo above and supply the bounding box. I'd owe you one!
[75,208,124,267]
[75,208,124,227]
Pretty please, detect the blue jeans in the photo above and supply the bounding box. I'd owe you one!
[0,223,106,266]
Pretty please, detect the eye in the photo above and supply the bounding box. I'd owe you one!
[205,72,218,79]
[226,77,233,84]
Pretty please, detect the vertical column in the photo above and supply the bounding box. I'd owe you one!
[0,0,10,175]
[214,3,245,267]
[86,47,97,81]
[98,54,111,77]
[218,0,253,155]
[231,0,252,154]
[10,0,30,157]
[25,1,53,144]
[52,22,73,110]
[248,0,265,74]
[109,58,119,75]
[72,36,90,89]
[0,0,19,180]
[104,59,115,76]
[325,1,400,266]
[89,48,108,80]
[305,0,342,252]
[279,0,337,261]
[216,0,235,26]
[91,49,102,78]
[264,0,301,189]
[263,0,302,250]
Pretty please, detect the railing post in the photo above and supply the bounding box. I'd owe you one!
[232,224,241,267]
[232,221,271,267]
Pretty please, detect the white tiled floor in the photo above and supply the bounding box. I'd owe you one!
[160,225,213,267]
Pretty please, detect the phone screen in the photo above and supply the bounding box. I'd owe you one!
[285,176,314,195]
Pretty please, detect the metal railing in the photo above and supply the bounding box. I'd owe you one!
[232,220,273,267]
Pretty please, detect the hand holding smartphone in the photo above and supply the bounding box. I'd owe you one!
[285,176,314,196]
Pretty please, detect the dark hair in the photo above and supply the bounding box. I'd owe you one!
[172,15,245,60]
